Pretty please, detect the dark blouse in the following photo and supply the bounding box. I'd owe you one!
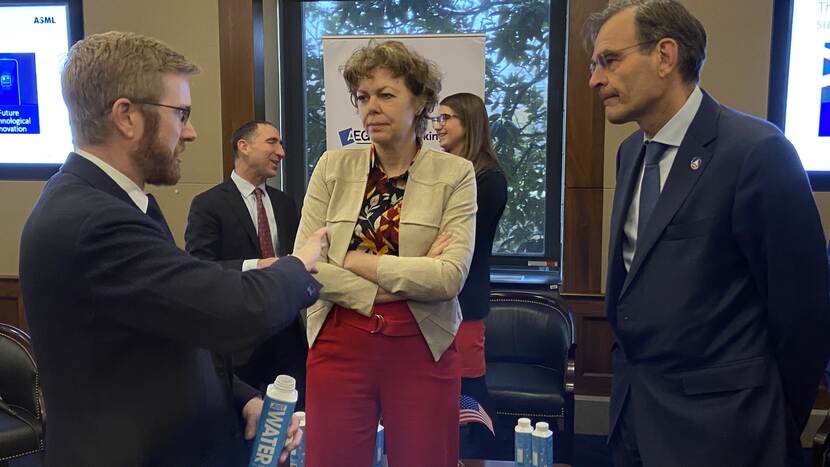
[348,151,408,256]
[458,167,508,320]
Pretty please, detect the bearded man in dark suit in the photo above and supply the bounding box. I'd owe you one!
[20,32,325,466]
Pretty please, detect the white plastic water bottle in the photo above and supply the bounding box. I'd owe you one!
[289,411,305,467]
[531,421,554,467]
[248,374,298,467]
[514,417,533,466]
[374,423,384,467]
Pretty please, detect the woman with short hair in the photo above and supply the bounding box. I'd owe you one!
[295,40,477,467]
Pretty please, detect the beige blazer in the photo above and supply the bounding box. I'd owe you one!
[295,145,477,361]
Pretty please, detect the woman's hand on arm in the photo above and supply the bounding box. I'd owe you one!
[375,287,404,303]
[375,164,477,302]
[342,252,405,303]
[426,232,452,258]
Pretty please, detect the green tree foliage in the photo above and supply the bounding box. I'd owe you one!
[303,0,555,255]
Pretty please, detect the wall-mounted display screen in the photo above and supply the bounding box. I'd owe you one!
[0,0,82,180]
[769,0,830,189]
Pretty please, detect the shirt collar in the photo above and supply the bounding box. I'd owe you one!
[646,86,703,147]
[74,148,149,213]
[230,170,267,197]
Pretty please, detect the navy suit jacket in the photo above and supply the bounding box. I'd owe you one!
[185,178,299,268]
[19,153,320,466]
[606,92,830,466]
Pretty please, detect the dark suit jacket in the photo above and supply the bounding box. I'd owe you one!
[606,92,830,466]
[185,178,306,396]
[19,153,320,467]
[185,178,298,267]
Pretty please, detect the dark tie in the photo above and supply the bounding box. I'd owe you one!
[637,141,668,241]
[254,187,276,258]
[146,193,174,242]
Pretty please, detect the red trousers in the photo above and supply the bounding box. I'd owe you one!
[305,302,460,467]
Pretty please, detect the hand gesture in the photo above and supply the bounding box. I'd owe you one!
[256,257,278,268]
[291,227,327,273]
[426,232,452,258]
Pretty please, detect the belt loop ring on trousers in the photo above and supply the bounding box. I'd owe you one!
[369,313,385,334]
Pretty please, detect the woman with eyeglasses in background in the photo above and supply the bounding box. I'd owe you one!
[434,92,508,458]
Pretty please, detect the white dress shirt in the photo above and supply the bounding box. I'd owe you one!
[622,86,703,271]
[230,171,279,271]
[75,148,149,213]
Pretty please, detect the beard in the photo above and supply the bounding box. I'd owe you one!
[132,109,183,186]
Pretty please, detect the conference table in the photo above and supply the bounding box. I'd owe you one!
[365,458,572,467]
[367,459,573,466]
[460,461,571,467]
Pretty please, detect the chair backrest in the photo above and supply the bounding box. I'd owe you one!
[0,324,41,419]
[484,291,575,375]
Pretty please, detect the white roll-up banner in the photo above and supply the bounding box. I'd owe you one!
[322,34,485,151]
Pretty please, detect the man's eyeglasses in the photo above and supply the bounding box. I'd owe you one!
[430,114,458,126]
[133,99,192,124]
[589,40,657,75]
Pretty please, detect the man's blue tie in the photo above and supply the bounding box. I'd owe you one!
[637,141,669,241]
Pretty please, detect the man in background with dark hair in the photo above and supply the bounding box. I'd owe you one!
[186,120,307,404]
[586,1,830,465]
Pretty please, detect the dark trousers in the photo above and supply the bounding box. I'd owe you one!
[610,395,643,467]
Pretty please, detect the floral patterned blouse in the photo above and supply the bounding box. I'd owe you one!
[348,148,409,256]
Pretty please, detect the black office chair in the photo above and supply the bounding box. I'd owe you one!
[814,408,830,467]
[483,290,576,464]
[0,324,44,466]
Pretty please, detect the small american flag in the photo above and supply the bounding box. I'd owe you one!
[459,394,494,435]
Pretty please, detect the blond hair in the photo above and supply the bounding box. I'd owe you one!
[61,31,200,145]
[341,40,441,138]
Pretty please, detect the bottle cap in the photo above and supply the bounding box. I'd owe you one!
[295,411,306,427]
[265,374,299,402]
[517,417,531,428]
[274,374,296,391]
[534,421,550,433]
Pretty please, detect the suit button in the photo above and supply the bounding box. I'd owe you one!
[623,316,630,321]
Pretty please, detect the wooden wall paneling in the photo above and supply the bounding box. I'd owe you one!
[0,277,26,331]
[562,0,607,294]
[564,4,605,190]
[218,0,256,178]
[562,188,604,295]
[561,293,612,396]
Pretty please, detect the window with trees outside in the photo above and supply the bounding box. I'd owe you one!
[281,0,566,278]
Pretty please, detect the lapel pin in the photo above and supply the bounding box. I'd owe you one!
[690,157,702,171]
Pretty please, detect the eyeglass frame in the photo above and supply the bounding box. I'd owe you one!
[429,113,460,126]
[589,39,658,75]
[131,99,192,124]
